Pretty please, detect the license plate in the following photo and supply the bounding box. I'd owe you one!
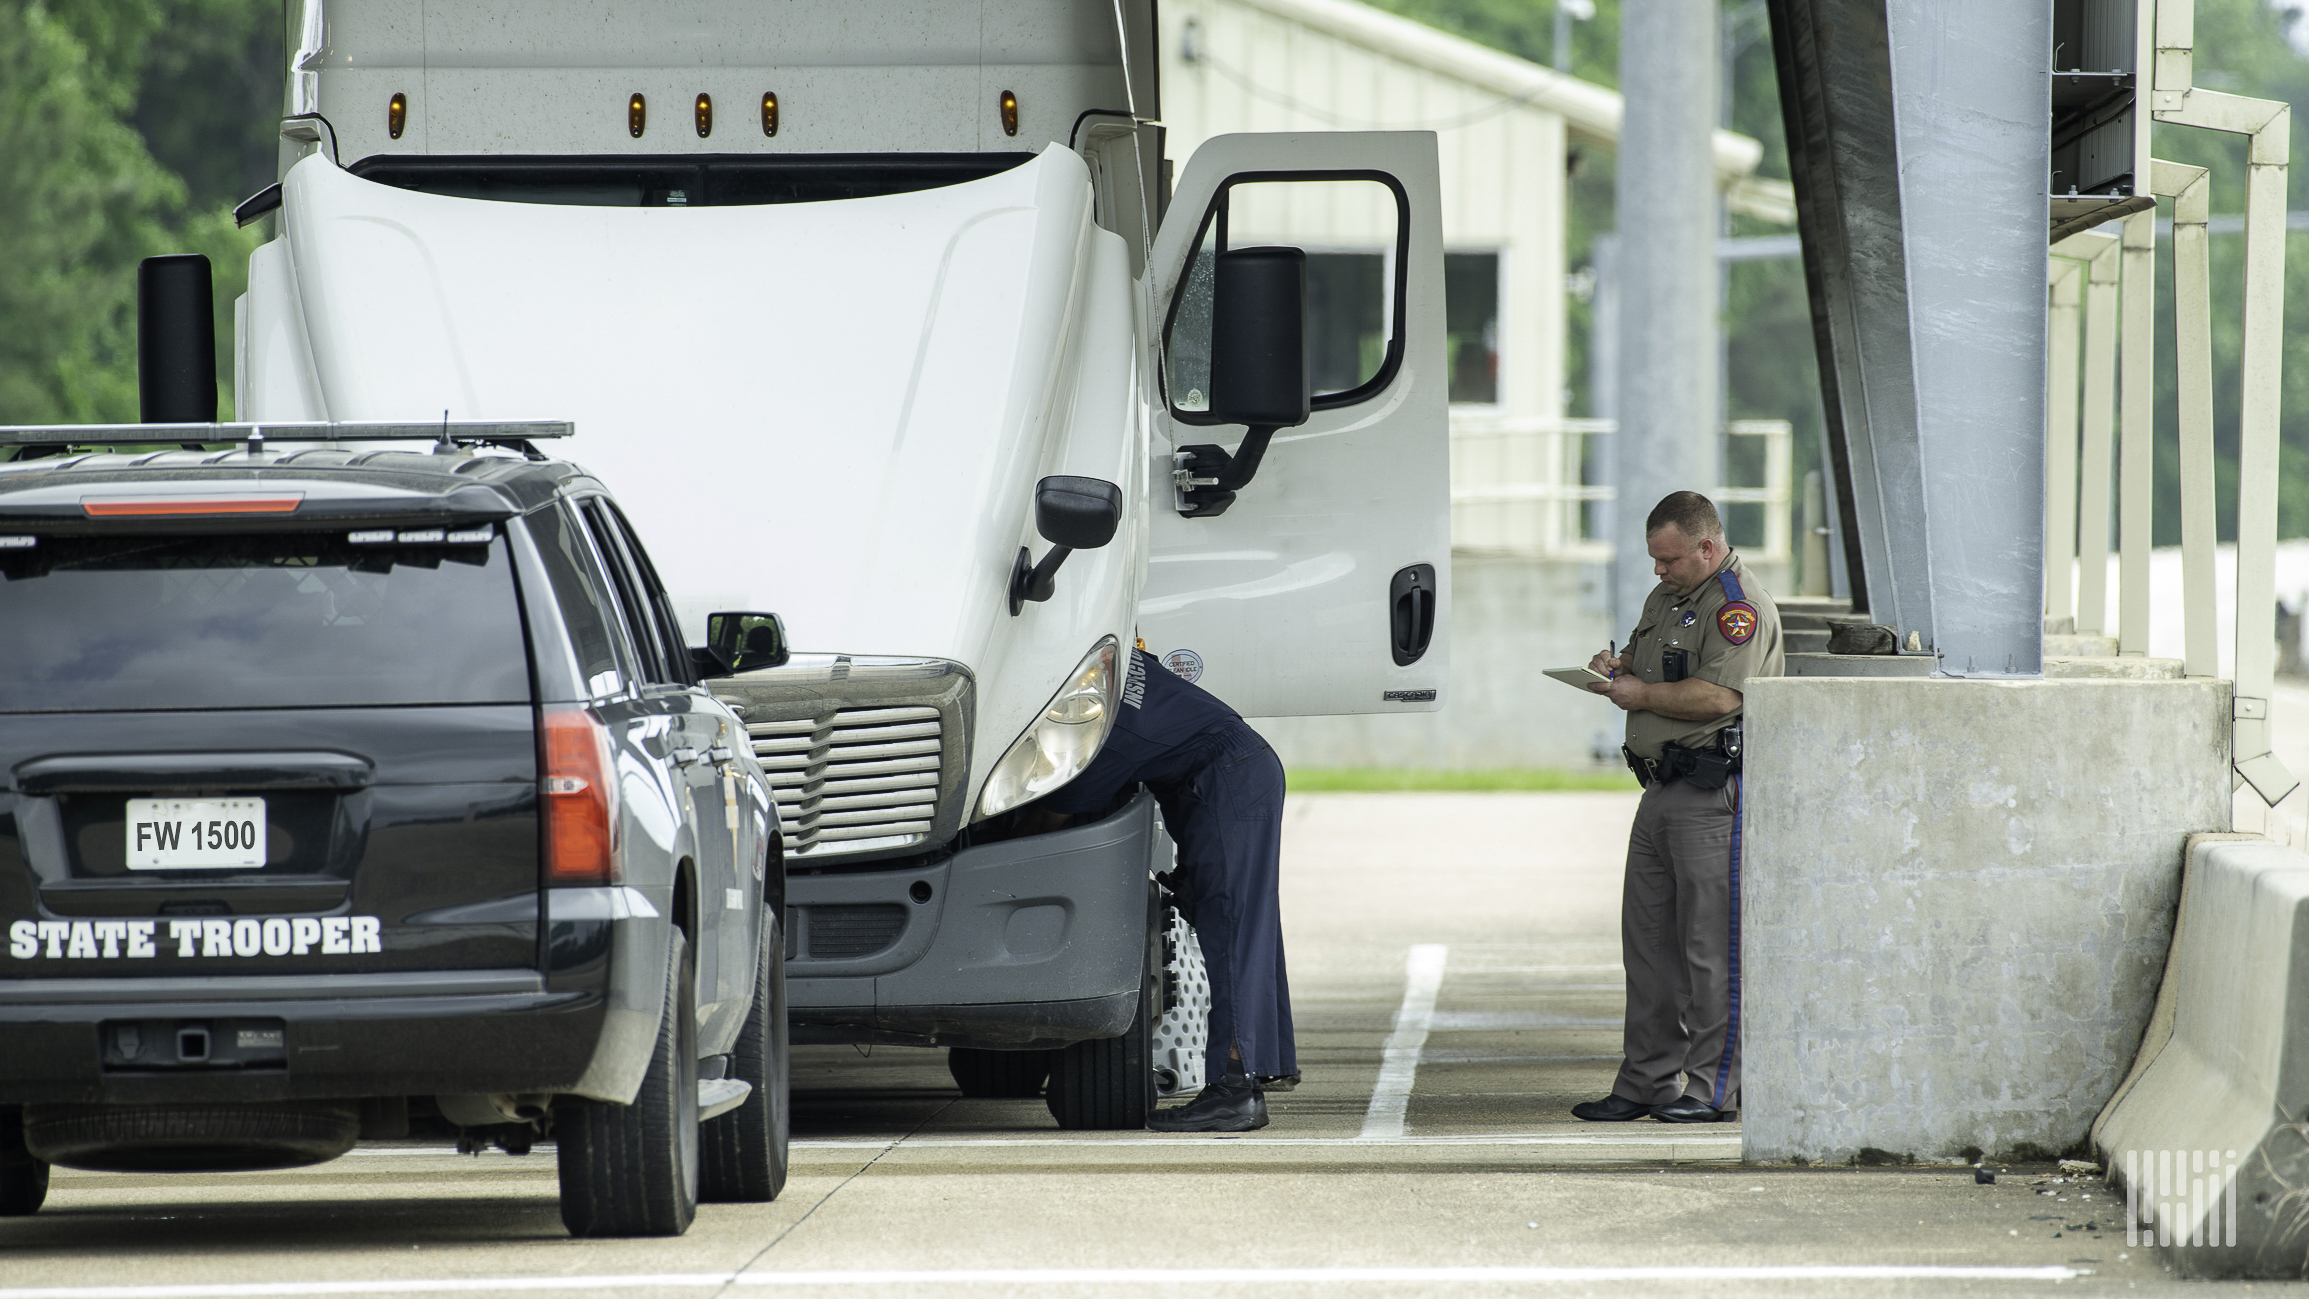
[125,798,267,870]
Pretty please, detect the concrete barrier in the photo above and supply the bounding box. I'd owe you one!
[1743,676,2231,1166]
[2093,834,2309,1278]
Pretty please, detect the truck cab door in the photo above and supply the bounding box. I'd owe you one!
[1139,132,1448,717]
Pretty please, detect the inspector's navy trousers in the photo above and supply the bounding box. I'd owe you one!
[1159,730,1296,1080]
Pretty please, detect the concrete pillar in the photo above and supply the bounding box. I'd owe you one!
[1612,0,1720,634]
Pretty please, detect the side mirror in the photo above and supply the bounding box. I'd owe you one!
[1178,246,1309,519]
[706,611,789,674]
[1011,476,1122,616]
[138,254,217,425]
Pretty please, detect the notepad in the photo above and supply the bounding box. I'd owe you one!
[1544,665,1611,690]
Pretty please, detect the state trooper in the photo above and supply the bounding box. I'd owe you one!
[1036,644,1294,1132]
[1574,492,1781,1124]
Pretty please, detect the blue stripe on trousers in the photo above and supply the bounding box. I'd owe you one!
[1711,773,1742,1109]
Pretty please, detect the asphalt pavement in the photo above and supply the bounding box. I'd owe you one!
[0,791,2278,1297]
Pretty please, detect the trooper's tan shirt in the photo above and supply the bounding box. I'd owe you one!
[1622,550,1783,761]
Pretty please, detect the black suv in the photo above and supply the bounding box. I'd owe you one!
[0,432,786,1237]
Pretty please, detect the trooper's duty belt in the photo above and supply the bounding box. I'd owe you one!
[1624,723,1743,791]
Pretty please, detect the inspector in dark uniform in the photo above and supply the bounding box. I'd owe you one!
[1040,647,1293,1132]
[1575,492,1782,1124]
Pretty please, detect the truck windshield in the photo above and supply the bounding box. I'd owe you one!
[0,530,531,712]
[352,153,1034,208]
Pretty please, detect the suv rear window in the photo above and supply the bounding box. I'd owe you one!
[0,530,531,712]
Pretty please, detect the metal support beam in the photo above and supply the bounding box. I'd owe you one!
[2045,254,2086,631]
[1770,0,2047,674]
[2117,210,2156,656]
[2072,232,2120,639]
[2154,23,2297,802]
[1612,0,1721,636]
[2153,158,2218,681]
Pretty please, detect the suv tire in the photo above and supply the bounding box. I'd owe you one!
[558,931,699,1237]
[1044,971,1155,1130]
[0,1109,48,1215]
[947,1048,1052,1098]
[699,915,788,1203]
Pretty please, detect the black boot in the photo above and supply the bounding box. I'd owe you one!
[1147,1072,1268,1132]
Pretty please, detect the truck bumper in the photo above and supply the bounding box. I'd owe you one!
[786,790,1160,1050]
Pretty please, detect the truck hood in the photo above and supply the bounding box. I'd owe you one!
[274,148,1105,663]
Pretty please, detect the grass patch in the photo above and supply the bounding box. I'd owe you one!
[1285,767,1639,793]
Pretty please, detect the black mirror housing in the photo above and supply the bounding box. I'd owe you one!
[1011,475,1122,615]
[1207,246,1309,429]
[707,611,789,673]
[1035,475,1123,550]
[1177,246,1310,518]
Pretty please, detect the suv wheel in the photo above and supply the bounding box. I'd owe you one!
[0,1109,48,1216]
[1044,971,1155,1130]
[947,1048,1052,1098]
[557,931,699,1237]
[699,915,788,1202]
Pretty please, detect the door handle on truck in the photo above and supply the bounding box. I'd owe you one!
[1389,563,1437,666]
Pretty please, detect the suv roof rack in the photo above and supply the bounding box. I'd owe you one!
[0,420,573,459]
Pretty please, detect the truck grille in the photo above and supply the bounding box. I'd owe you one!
[749,705,943,858]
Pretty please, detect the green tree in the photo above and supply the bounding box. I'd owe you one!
[0,0,275,426]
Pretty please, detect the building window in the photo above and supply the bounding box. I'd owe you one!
[1445,252,1499,405]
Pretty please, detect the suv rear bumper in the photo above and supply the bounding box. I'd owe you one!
[0,969,609,1107]
[785,791,1161,1050]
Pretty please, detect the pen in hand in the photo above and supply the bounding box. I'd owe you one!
[1608,640,1616,679]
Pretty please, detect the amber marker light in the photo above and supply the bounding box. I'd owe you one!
[629,92,647,138]
[541,705,620,883]
[82,493,303,517]
[695,92,713,138]
[1000,89,1019,137]
[388,92,406,140]
[761,91,779,136]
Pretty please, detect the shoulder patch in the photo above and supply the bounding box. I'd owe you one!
[1717,601,1759,645]
[1715,567,1748,603]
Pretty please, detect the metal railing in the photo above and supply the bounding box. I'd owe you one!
[1448,414,1793,562]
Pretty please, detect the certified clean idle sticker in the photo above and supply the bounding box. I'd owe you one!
[8,916,383,961]
[1161,648,1204,683]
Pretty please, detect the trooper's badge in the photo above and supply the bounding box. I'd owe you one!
[1717,602,1758,645]
[1679,610,1698,627]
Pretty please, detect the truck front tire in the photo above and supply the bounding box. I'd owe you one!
[1044,971,1155,1129]
[948,1047,1052,1097]
[700,916,788,1203]
[558,931,699,1237]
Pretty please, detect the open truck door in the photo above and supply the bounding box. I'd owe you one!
[1138,132,1448,717]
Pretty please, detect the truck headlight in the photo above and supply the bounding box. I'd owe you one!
[975,637,1120,820]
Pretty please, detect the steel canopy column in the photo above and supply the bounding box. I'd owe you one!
[2153,159,2217,681]
[1612,0,1719,633]
[2074,234,2121,639]
[2118,210,2156,656]
[2044,254,2086,631]
[1882,1,2049,676]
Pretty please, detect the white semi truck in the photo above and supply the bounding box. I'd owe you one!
[232,0,1449,1126]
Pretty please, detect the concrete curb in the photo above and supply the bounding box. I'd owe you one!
[2092,833,2309,1278]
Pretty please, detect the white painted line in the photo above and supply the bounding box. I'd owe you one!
[1359,943,1448,1140]
[0,1265,2086,1296]
[333,1131,1739,1155]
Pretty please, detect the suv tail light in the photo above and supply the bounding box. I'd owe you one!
[541,706,619,883]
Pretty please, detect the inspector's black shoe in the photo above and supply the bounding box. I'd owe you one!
[1147,1073,1268,1132]
[1650,1095,1728,1123]
[1571,1094,1652,1122]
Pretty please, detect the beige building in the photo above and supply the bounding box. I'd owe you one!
[1159,0,1795,766]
